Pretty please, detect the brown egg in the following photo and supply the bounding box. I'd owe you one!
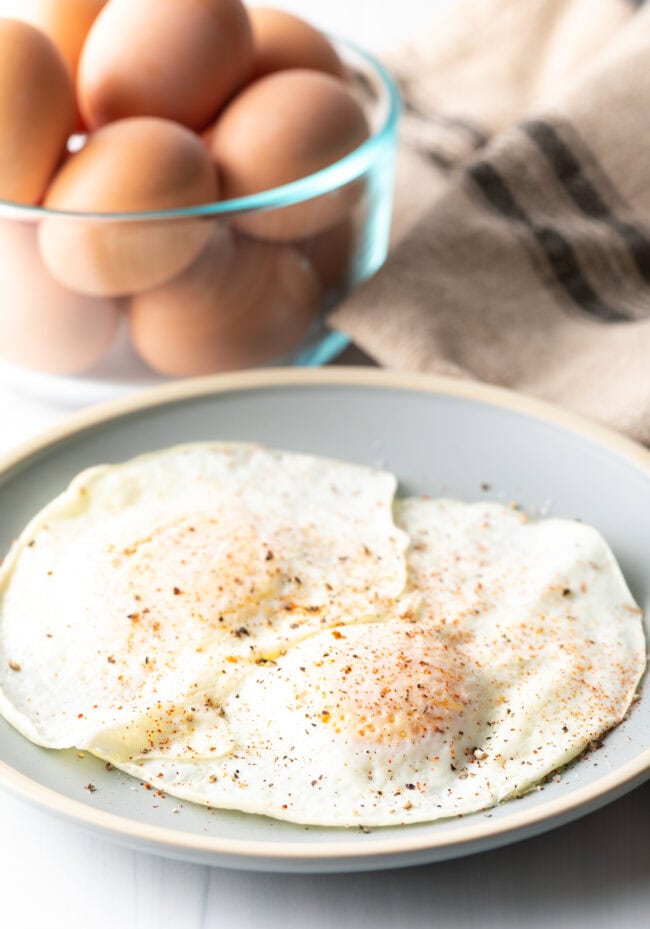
[207,70,369,241]
[130,229,321,376]
[300,218,356,295]
[14,0,107,79]
[39,117,218,297]
[0,19,75,205]
[0,219,120,374]
[249,7,344,80]
[78,0,253,131]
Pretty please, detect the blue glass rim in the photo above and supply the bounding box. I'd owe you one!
[0,36,402,224]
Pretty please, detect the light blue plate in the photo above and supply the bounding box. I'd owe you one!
[0,369,647,872]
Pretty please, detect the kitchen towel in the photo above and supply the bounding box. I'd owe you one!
[330,0,650,443]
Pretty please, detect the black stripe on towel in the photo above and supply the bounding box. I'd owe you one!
[403,99,489,149]
[524,119,650,287]
[468,159,630,321]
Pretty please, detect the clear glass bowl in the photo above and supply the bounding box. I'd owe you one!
[0,38,401,405]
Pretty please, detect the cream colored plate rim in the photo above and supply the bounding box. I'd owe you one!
[0,367,648,862]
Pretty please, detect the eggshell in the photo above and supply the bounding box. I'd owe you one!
[206,70,369,241]
[249,7,344,80]
[0,219,120,374]
[12,0,107,79]
[39,117,218,297]
[299,218,356,295]
[0,19,75,205]
[78,0,253,131]
[129,229,321,376]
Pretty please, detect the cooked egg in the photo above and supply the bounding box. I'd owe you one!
[249,7,345,80]
[0,18,75,205]
[113,497,645,825]
[78,0,253,131]
[129,229,320,376]
[0,450,644,826]
[0,444,407,756]
[0,219,120,374]
[206,69,369,240]
[39,117,218,297]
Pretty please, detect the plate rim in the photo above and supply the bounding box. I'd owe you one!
[1,366,649,863]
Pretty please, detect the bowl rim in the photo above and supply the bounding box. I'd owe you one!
[0,36,402,224]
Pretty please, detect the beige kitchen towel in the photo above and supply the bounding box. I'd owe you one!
[329,0,650,443]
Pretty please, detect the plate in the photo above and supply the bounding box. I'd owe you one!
[0,368,648,872]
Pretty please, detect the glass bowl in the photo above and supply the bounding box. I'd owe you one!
[0,37,401,406]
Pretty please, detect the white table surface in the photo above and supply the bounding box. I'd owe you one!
[0,2,649,925]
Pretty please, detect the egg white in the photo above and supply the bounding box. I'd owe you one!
[0,443,408,761]
[98,499,645,826]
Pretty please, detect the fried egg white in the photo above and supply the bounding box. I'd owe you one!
[97,500,644,826]
[0,444,408,762]
[0,447,645,827]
